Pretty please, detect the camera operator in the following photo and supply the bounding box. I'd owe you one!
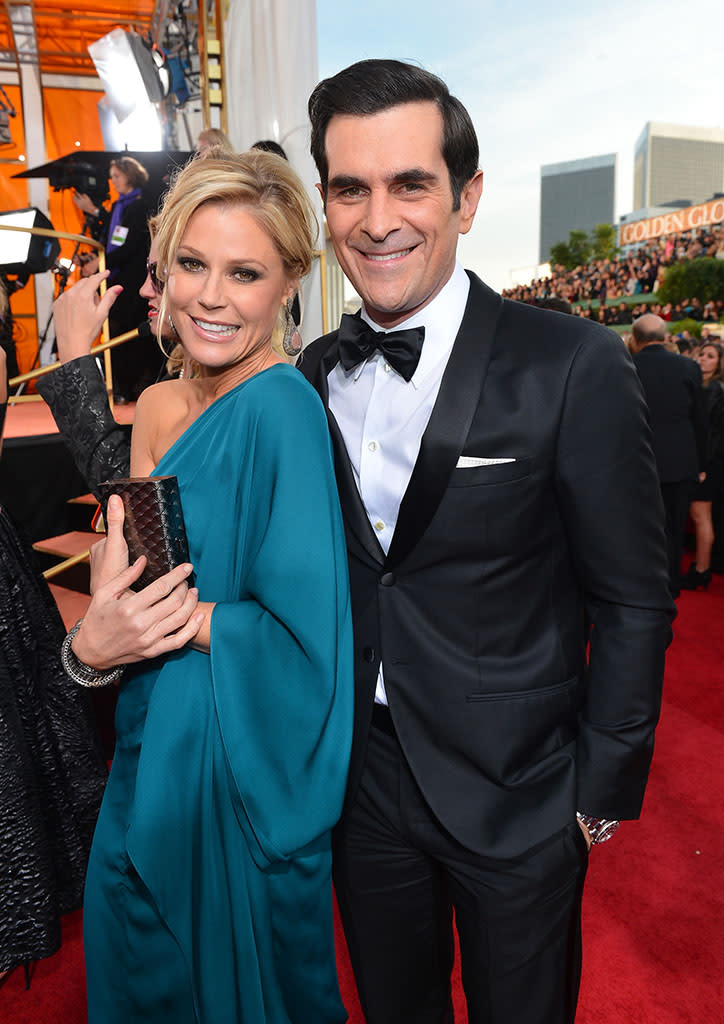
[74,157,162,403]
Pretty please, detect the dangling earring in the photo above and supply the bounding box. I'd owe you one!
[168,313,178,336]
[282,297,302,357]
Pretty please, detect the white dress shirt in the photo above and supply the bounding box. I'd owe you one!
[328,262,470,704]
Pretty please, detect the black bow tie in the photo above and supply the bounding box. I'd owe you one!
[337,313,425,382]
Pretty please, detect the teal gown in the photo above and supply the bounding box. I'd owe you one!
[83,365,353,1023]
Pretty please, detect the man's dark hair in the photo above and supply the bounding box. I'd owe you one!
[251,139,288,160]
[308,59,479,211]
[537,296,572,315]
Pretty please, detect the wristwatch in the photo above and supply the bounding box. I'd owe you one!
[576,812,620,844]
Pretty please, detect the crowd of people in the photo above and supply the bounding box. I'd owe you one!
[0,57,713,1024]
[503,222,724,324]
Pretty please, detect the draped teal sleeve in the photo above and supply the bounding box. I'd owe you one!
[117,365,352,1022]
[208,368,353,867]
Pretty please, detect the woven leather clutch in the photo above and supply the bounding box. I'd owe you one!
[96,476,191,592]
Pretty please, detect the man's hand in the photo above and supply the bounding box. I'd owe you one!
[53,271,122,362]
[577,818,593,851]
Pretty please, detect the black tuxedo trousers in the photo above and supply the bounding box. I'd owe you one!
[333,714,588,1024]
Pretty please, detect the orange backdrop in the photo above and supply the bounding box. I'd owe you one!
[1,84,105,374]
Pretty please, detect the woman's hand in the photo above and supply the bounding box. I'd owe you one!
[89,494,130,593]
[73,495,204,669]
[53,271,122,362]
[73,191,99,216]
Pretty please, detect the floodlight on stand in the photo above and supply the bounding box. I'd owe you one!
[89,28,166,125]
[0,208,60,279]
[126,30,169,103]
[97,96,162,153]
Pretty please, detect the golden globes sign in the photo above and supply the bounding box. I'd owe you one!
[620,198,724,246]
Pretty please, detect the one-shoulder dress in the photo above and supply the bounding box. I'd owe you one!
[83,365,353,1023]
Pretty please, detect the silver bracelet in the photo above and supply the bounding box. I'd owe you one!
[61,619,124,688]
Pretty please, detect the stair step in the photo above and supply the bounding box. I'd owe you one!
[33,530,97,560]
[48,585,91,630]
[66,493,100,532]
[68,493,98,507]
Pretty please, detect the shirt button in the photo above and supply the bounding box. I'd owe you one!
[374,520,385,532]
[368,440,378,452]
[384,362,392,372]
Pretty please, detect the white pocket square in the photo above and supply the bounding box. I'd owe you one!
[456,456,516,468]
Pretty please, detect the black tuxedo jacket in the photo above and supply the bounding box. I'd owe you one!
[301,273,673,858]
[632,343,706,483]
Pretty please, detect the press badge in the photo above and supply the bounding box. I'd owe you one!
[110,224,129,246]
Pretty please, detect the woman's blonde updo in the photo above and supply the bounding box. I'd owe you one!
[154,151,318,360]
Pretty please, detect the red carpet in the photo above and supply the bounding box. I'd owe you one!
[3,579,723,1022]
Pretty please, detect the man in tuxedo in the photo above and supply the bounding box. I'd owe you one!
[301,60,673,1023]
[630,313,706,597]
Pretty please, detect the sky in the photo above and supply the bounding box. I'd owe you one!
[316,0,724,292]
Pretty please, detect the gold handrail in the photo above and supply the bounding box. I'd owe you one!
[1,222,112,398]
[8,326,140,389]
[0,223,104,250]
[42,549,91,580]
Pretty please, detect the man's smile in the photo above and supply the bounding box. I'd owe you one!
[361,247,416,263]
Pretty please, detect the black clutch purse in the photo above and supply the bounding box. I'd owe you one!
[96,476,192,592]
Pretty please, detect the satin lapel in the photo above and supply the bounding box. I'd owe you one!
[315,339,385,567]
[386,274,504,568]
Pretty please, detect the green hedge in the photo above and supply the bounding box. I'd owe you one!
[658,258,724,305]
[573,293,657,312]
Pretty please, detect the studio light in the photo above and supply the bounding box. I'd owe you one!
[97,96,162,153]
[0,208,60,278]
[88,28,166,151]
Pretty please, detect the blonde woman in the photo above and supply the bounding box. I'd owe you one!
[69,154,352,1022]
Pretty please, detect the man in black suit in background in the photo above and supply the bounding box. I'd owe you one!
[631,313,706,597]
[302,60,673,1024]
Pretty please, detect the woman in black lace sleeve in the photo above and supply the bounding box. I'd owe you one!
[0,339,107,985]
